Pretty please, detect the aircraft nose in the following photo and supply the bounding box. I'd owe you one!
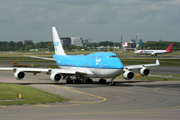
[115,59,123,69]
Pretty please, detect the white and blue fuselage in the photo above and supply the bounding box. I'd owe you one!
[53,52,124,78]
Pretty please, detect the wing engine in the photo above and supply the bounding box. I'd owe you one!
[50,72,63,82]
[123,69,135,80]
[139,67,150,76]
[14,71,25,80]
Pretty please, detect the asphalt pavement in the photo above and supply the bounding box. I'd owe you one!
[0,71,180,120]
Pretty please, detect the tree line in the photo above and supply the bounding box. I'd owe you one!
[0,41,54,51]
[142,41,180,51]
[0,41,179,51]
[0,41,82,52]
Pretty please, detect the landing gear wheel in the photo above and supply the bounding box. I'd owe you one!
[85,79,93,84]
[99,78,106,84]
[74,79,82,84]
[66,80,73,84]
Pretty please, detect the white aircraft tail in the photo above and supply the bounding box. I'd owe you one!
[52,27,66,55]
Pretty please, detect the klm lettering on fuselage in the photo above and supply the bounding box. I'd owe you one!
[96,59,101,65]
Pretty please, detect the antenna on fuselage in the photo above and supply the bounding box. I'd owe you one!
[52,27,66,55]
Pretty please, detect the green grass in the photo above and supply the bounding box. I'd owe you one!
[115,51,180,56]
[0,51,180,66]
[0,57,180,67]
[0,57,51,62]
[134,76,180,81]
[116,74,180,81]
[1,50,180,56]
[121,59,180,66]
[152,74,180,78]
[0,83,68,106]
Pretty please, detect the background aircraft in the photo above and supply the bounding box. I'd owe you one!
[134,43,174,56]
[0,27,160,85]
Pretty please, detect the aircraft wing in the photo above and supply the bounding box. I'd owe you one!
[124,59,160,70]
[0,67,89,81]
[0,67,49,72]
[25,55,56,61]
[0,67,87,75]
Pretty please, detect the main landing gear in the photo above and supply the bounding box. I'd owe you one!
[65,76,115,86]
[66,77,93,84]
[85,78,93,84]
[99,78,106,84]
[99,78,115,86]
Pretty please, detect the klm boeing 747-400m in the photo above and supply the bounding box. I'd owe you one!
[0,27,160,85]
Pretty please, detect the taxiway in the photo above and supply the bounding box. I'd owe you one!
[0,71,180,120]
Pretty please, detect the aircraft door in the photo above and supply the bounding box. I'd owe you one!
[99,62,102,70]
[76,62,79,69]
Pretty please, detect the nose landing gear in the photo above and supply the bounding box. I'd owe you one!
[109,78,115,86]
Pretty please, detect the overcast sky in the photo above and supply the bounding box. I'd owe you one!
[0,0,180,43]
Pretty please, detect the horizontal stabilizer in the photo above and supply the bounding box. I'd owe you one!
[25,55,56,61]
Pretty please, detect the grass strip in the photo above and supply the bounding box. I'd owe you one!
[117,74,180,81]
[152,74,180,78]
[121,59,180,67]
[134,76,180,81]
[1,57,180,67]
[0,83,68,106]
[1,51,180,66]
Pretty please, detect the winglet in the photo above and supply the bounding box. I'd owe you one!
[52,27,66,55]
[156,59,160,65]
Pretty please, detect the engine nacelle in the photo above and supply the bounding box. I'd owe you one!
[14,71,25,80]
[139,67,150,76]
[123,69,135,80]
[50,73,63,82]
[151,53,157,56]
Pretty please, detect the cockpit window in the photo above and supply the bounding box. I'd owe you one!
[109,55,117,58]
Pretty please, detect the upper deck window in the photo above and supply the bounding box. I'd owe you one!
[109,55,117,58]
[90,56,102,58]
